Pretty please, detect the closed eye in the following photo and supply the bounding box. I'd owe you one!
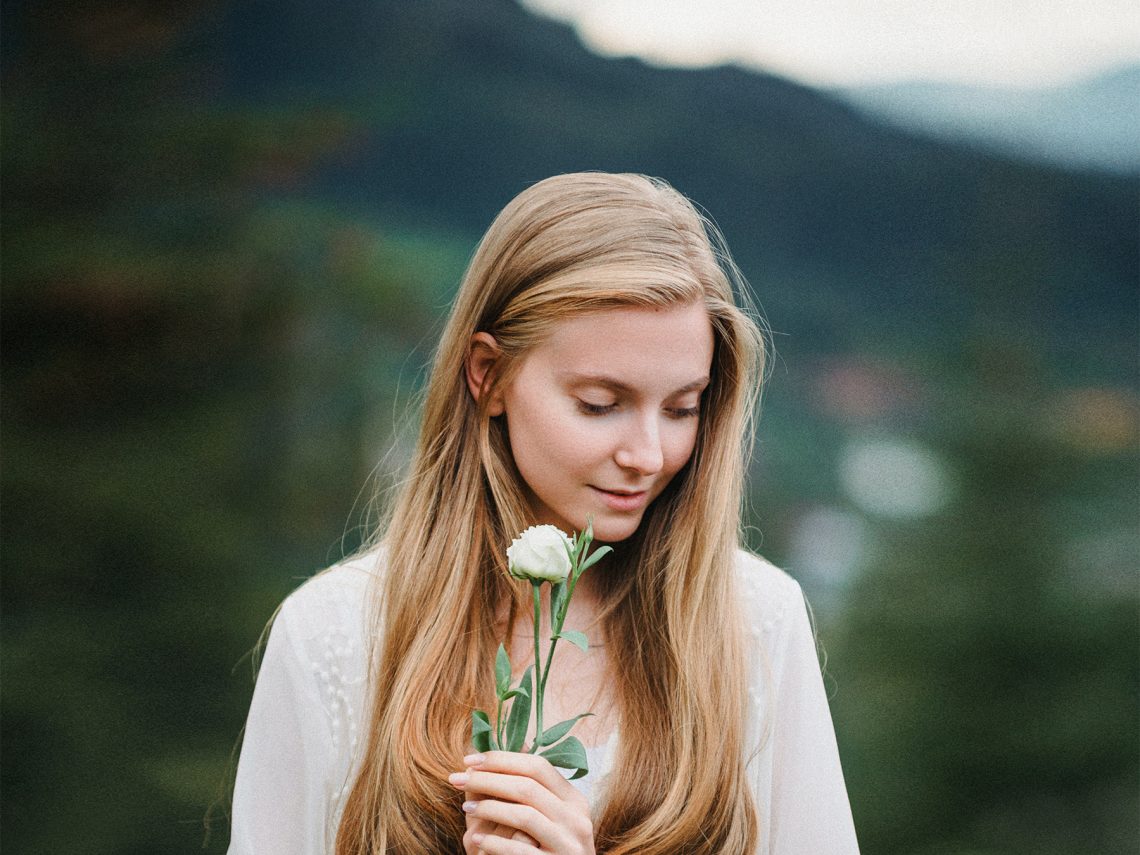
[577,400,617,416]
[578,399,700,419]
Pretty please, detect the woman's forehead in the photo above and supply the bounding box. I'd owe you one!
[526,303,714,387]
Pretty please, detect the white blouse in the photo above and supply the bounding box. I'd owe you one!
[228,549,860,854]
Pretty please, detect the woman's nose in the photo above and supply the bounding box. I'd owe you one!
[613,415,664,475]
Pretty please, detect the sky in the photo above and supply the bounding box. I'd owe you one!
[520,0,1140,88]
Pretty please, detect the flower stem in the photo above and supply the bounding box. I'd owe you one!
[538,625,558,722]
[535,592,563,751]
[531,582,543,753]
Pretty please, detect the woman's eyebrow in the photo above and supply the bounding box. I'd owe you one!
[559,372,710,395]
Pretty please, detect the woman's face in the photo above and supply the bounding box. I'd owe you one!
[496,302,714,544]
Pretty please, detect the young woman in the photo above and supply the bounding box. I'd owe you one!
[228,172,859,854]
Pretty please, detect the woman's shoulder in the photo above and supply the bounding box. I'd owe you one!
[732,547,806,639]
[262,550,384,741]
[274,548,383,650]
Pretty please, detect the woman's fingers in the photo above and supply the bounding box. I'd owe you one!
[462,797,510,855]
[451,752,594,853]
[456,769,562,821]
[464,791,538,852]
[463,751,587,807]
[463,816,518,855]
[469,831,542,855]
[487,825,537,855]
[473,817,536,846]
[463,796,568,850]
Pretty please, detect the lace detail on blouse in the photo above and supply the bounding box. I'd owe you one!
[311,622,361,846]
[274,558,374,851]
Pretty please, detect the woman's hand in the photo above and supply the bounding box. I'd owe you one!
[462,816,539,855]
[449,751,595,855]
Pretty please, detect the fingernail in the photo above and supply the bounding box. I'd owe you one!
[472,833,485,844]
[448,772,468,787]
[463,753,486,766]
[462,800,479,813]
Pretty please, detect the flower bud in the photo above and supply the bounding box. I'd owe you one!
[507,525,572,583]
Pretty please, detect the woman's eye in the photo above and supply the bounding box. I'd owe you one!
[668,406,700,419]
[577,400,617,416]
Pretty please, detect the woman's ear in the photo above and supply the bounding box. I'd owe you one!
[465,332,506,416]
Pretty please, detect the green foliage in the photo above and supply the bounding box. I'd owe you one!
[558,630,589,653]
[503,667,534,753]
[539,737,590,780]
[1,8,466,852]
[494,643,512,696]
[536,714,594,749]
[756,375,1139,854]
[471,710,495,753]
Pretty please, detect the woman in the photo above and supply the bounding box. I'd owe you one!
[229,172,859,854]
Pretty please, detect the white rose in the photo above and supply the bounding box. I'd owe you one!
[506,525,573,583]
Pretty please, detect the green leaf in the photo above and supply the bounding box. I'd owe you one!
[576,544,613,578]
[504,666,533,752]
[559,629,589,652]
[540,735,589,779]
[495,643,511,697]
[550,581,568,631]
[472,709,496,753]
[571,530,588,565]
[579,518,595,561]
[501,684,530,701]
[536,713,593,747]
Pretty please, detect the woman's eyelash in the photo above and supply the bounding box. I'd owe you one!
[669,406,700,419]
[576,400,700,418]
[577,401,617,415]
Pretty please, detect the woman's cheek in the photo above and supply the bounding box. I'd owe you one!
[664,422,699,471]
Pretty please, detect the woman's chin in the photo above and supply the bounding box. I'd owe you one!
[589,513,644,545]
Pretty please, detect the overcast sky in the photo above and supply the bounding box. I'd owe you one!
[520,0,1140,88]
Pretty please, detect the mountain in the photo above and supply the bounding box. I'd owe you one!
[836,65,1140,174]
[209,0,1138,374]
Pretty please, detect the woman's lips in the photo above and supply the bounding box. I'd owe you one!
[590,486,649,512]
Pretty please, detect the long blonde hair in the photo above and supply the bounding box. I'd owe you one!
[337,172,768,854]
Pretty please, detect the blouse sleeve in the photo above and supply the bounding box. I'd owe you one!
[228,598,335,855]
[758,582,860,854]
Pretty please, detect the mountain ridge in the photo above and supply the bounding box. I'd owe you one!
[837,63,1140,173]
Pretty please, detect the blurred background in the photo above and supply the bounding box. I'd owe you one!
[2,0,1137,852]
